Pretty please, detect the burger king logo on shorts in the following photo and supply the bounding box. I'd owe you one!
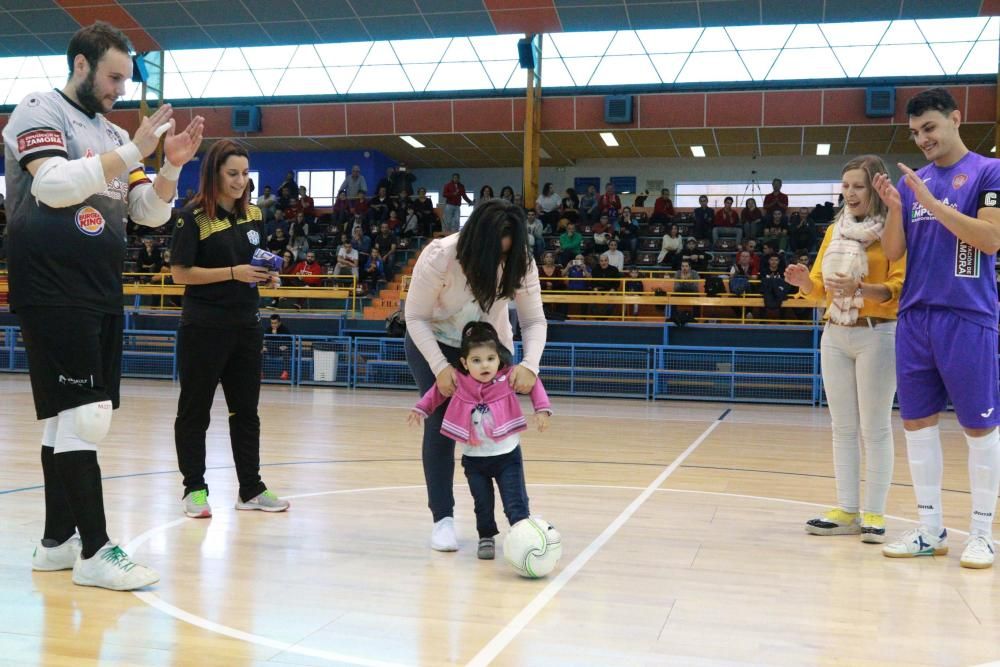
[75,206,106,236]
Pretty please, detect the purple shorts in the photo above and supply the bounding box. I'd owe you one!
[896,308,999,429]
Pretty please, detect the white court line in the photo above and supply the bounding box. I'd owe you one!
[464,415,727,667]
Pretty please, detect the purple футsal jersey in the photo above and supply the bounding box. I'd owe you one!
[898,151,1000,329]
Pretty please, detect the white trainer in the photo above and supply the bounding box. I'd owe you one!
[960,535,996,569]
[32,536,82,571]
[234,489,289,512]
[882,526,948,558]
[431,517,458,552]
[72,543,159,591]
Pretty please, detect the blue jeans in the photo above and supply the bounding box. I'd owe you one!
[462,446,530,538]
[443,204,461,233]
[404,333,462,522]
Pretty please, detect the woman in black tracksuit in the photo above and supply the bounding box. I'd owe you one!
[170,139,289,519]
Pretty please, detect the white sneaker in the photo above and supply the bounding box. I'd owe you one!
[234,489,289,512]
[431,517,458,552]
[72,543,159,591]
[960,535,996,569]
[32,536,81,571]
[882,526,949,558]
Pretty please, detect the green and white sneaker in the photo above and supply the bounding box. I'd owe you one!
[183,489,212,518]
[960,535,995,569]
[235,490,289,513]
[882,526,948,558]
[860,512,886,544]
[72,543,159,591]
[32,536,81,571]
[805,508,861,536]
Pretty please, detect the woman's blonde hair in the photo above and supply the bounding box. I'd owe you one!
[841,154,890,219]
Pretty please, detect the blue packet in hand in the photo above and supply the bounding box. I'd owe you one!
[249,248,283,287]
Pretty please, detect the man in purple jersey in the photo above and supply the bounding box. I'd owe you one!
[873,88,1000,568]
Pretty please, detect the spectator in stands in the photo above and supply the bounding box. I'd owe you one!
[352,189,369,220]
[279,171,297,200]
[674,260,700,294]
[402,204,420,238]
[633,190,649,207]
[712,196,742,246]
[257,185,276,223]
[763,209,788,250]
[499,185,515,203]
[296,186,313,220]
[386,209,401,233]
[740,197,763,240]
[624,266,644,316]
[744,238,762,274]
[788,209,817,253]
[409,187,434,236]
[267,227,289,255]
[797,252,811,268]
[138,237,162,277]
[681,237,710,272]
[361,246,386,294]
[390,163,416,199]
[763,178,788,218]
[290,211,309,238]
[652,188,675,221]
[536,182,562,230]
[729,250,758,296]
[564,253,590,291]
[442,173,473,234]
[560,187,580,223]
[334,235,359,282]
[760,254,790,319]
[693,195,714,239]
[525,209,545,259]
[602,239,625,271]
[580,184,599,221]
[657,224,683,269]
[618,207,640,256]
[287,227,309,261]
[262,314,292,379]
[592,215,611,256]
[598,183,622,221]
[332,191,352,227]
[339,164,367,198]
[513,193,525,210]
[760,241,786,274]
[373,223,398,279]
[350,226,371,265]
[590,254,620,316]
[538,252,563,291]
[478,185,494,203]
[369,186,392,225]
[280,250,295,274]
[292,250,323,287]
[376,167,395,198]
[558,222,583,266]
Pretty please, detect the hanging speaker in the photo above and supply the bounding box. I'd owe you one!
[517,38,534,69]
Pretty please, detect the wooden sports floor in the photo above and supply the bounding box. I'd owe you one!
[0,374,997,667]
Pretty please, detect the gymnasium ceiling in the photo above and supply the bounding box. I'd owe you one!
[0,0,995,56]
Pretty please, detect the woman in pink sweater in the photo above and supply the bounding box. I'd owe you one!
[404,199,548,552]
[409,322,551,560]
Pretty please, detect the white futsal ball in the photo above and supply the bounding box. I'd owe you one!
[503,516,562,578]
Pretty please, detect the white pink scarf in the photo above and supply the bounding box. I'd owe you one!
[821,210,884,325]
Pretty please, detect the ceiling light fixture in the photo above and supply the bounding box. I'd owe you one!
[600,132,619,147]
[401,135,425,148]
[816,143,831,156]
[690,145,706,157]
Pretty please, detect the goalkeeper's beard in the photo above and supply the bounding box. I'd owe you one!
[76,69,108,116]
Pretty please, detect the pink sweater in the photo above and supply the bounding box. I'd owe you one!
[404,233,548,376]
[413,369,551,444]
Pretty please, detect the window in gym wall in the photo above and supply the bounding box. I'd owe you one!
[296,170,345,208]
[675,181,843,209]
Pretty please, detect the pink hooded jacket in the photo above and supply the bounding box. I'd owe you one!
[413,368,552,445]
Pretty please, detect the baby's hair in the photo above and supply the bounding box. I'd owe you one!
[457,321,513,373]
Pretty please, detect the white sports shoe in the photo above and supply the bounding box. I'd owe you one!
[235,490,289,513]
[32,536,82,571]
[960,535,996,569]
[72,543,159,591]
[431,517,458,552]
[882,526,948,558]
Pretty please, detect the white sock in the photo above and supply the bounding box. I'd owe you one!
[966,429,1000,539]
[905,425,944,533]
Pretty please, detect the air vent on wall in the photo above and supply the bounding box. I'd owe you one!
[232,105,261,133]
[865,87,895,118]
[604,95,633,124]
